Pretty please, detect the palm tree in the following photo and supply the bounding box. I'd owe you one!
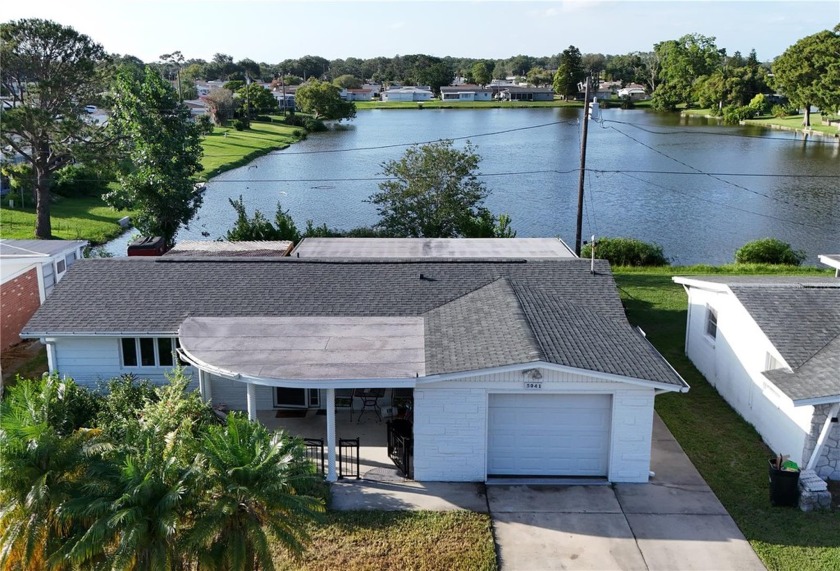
[0,377,97,570]
[63,432,201,571]
[186,413,325,570]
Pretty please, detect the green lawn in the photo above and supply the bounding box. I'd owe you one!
[0,118,305,243]
[0,194,135,243]
[200,119,305,179]
[681,108,840,137]
[744,113,839,136]
[273,511,497,571]
[613,265,840,571]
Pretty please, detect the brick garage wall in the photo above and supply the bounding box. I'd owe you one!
[1,268,41,351]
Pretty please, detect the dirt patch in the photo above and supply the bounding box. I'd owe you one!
[1,339,48,387]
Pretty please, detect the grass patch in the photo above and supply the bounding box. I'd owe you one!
[273,511,497,571]
[613,265,840,571]
[0,194,135,243]
[743,113,839,137]
[201,119,306,179]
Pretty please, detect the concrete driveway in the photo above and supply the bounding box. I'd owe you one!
[488,415,766,570]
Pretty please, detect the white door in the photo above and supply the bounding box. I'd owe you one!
[487,394,611,477]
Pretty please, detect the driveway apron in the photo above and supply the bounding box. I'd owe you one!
[488,414,765,570]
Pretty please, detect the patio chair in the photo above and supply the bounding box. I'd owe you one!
[352,388,386,423]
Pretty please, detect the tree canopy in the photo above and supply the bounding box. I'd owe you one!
[105,67,204,247]
[237,82,279,115]
[0,18,109,238]
[369,140,515,238]
[772,27,840,126]
[294,78,356,121]
[652,33,724,110]
[552,45,585,99]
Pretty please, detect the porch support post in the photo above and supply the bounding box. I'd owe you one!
[806,402,840,471]
[198,369,212,403]
[246,383,257,422]
[326,388,337,482]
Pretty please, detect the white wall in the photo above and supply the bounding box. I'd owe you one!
[413,367,656,483]
[684,287,813,464]
[51,336,198,390]
[207,374,273,411]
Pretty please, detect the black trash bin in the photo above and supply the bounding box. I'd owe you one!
[768,458,800,507]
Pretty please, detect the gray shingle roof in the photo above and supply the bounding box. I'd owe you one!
[23,257,686,388]
[679,276,840,402]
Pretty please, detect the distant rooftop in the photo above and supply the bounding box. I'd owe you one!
[291,238,576,259]
[164,240,293,257]
[0,239,87,259]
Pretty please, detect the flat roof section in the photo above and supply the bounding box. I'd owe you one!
[179,316,425,381]
[292,238,576,259]
[164,240,294,257]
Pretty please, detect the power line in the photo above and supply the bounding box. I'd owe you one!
[601,118,840,145]
[606,125,831,218]
[203,119,581,158]
[617,171,834,233]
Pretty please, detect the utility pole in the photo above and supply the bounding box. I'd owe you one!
[574,75,592,256]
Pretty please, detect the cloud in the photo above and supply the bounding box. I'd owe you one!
[390,21,406,30]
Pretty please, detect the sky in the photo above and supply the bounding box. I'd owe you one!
[4,1,839,64]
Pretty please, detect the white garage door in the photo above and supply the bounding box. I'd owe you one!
[487,394,612,477]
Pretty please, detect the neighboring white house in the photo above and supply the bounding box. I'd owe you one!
[339,88,375,101]
[381,86,434,102]
[1,239,86,351]
[440,85,493,101]
[819,254,840,277]
[291,237,576,259]
[674,275,840,480]
[23,244,688,483]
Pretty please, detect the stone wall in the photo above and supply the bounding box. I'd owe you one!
[802,403,840,480]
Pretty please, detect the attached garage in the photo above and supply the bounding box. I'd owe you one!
[487,393,612,477]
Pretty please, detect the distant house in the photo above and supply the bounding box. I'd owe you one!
[618,84,649,100]
[340,88,374,102]
[0,239,86,351]
[381,86,434,102]
[440,85,493,102]
[674,273,840,480]
[183,99,208,119]
[499,86,554,102]
[23,239,687,483]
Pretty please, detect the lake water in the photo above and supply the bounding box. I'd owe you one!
[106,108,839,265]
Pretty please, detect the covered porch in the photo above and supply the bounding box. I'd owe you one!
[178,315,423,482]
[257,406,412,481]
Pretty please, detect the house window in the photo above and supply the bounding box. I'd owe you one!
[120,337,177,368]
[705,306,718,340]
[56,259,66,275]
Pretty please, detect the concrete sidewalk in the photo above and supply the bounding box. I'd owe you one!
[488,414,765,570]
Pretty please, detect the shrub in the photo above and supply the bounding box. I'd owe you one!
[304,117,327,132]
[254,115,271,122]
[232,118,249,131]
[619,96,635,110]
[53,164,112,198]
[734,238,806,265]
[196,115,214,136]
[581,237,669,267]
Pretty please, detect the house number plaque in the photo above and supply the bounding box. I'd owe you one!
[524,382,542,390]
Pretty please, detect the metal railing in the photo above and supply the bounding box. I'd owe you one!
[387,420,413,479]
[338,438,361,479]
[303,438,325,476]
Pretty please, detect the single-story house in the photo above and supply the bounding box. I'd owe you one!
[1,239,86,351]
[499,86,554,101]
[617,84,649,100]
[381,87,434,102]
[440,85,493,102]
[673,275,840,480]
[340,88,375,102]
[24,252,688,483]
